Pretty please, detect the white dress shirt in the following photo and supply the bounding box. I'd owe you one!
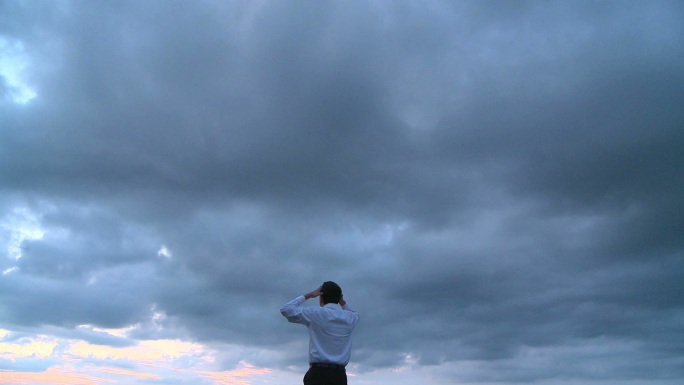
[280,295,360,366]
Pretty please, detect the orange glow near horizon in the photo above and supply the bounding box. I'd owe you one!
[98,367,158,380]
[0,367,107,385]
[0,327,276,385]
[67,338,207,362]
[0,338,57,360]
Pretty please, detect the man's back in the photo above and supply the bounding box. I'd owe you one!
[281,299,359,365]
[280,282,360,385]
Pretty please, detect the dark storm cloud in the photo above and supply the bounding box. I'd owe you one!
[1,0,683,383]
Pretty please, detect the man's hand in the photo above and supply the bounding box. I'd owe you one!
[304,286,322,300]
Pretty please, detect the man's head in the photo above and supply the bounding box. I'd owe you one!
[320,281,342,305]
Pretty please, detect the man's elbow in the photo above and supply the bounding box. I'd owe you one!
[280,306,293,318]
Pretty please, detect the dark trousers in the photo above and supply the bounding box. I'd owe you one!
[303,365,347,385]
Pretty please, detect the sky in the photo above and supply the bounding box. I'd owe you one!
[0,0,683,384]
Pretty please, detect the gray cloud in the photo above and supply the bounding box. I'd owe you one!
[1,0,683,383]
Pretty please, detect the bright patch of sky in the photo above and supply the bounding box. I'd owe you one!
[157,245,172,259]
[1,207,45,262]
[0,37,37,104]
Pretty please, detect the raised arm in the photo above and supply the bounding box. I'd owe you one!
[304,286,322,300]
[280,286,322,325]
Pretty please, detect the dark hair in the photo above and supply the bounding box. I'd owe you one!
[320,281,342,304]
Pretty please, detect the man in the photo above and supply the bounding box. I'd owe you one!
[280,281,360,385]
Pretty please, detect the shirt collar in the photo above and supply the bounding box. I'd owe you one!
[323,303,342,309]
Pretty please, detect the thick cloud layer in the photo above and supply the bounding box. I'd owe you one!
[1,1,683,384]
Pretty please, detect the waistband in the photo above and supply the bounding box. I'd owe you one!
[310,362,346,370]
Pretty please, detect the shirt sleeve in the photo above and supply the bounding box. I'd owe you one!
[280,295,310,326]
